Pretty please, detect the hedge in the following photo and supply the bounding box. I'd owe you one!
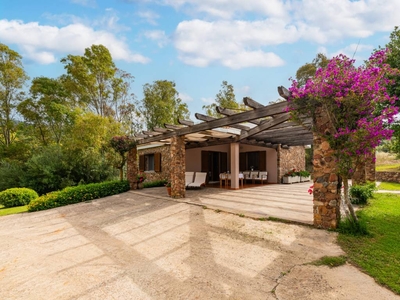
[28,180,130,212]
[0,188,39,208]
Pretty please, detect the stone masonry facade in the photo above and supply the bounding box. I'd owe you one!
[277,145,306,183]
[312,108,341,229]
[127,147,138,190]
[137,145,171,182]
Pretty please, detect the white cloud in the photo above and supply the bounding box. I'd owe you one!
[0,19,150,64]
[173,19,287,69]
[71,0,96,8]
[143,30,169,47]
[201,97,214,104]
[179,92,193,103]
[136,10,160,25]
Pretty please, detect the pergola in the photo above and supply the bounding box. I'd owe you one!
[133,87,312,150]
[127,86,342,229]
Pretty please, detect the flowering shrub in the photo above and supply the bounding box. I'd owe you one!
[308,185,314,195]
[287,49,400,222]
[137,173,146,183]
[284,169,299,177]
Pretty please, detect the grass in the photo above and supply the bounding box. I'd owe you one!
[0,205,29,217]
[338,193,400,295]
[378,182,400,191]
[311,255,347,268]
[376,164,400,172]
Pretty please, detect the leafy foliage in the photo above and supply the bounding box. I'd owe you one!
[143,179,168,188]
[0,187,38,208]
[350,182,376,205]
[288,50,400,222]
[295,53,329,87]
[28,180,130,211]
[138,80,189,130]
[203,81,247,117]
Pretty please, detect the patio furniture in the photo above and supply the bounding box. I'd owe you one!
[253,171,268,184]
[242,171,250,183]
[187,172,207,188]
[185,172,195,187]
[219,173,227,188]
[249,171,259,184]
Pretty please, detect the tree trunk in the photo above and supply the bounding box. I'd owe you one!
[343,177,358,222]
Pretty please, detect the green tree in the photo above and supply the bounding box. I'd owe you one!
[61,44,135,119]
[0,43,28,147]
[203,81,245,117]
[138,80,189,130]
[18,77,75,145]
[295,53,329,87]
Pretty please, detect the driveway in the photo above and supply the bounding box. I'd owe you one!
[0,191,398,300]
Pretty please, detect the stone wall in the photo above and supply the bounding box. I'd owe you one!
[127,147,138,190]
[376,172,400,183]
[277,145,306,183]
[137,145,171,182]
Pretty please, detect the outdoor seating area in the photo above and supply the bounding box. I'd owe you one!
[218,171,268,188]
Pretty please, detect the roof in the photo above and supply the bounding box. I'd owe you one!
[135,86,313,150]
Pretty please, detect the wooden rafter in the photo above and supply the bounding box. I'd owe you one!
[195,113,250,131]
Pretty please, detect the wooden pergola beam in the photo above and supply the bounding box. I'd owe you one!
[216,106,262,125]
[195,113,250,131]
[243,97,265,109]
[178,119,194,126]
[237,113,290,141]
[137,101,288,145]
[278,86,291,100]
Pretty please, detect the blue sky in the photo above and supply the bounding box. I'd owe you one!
[1,0,399,120]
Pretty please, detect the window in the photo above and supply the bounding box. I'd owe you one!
[145,154,154,171]
[139,152,161,172]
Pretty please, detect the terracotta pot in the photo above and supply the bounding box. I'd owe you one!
[167,187,171,196]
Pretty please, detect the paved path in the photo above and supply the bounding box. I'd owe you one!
[0,191,398,300]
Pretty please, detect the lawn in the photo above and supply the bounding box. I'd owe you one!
[338,193,400,295]
[0,205,29,217]
[375,152,400,172]
[378,182,400,191]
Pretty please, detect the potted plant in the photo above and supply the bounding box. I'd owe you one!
[137,173,146,189]
[282,169,300,184]
[299,170,311,182]
[165,182,171,196]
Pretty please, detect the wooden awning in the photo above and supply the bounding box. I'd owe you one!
[135,86,313,149]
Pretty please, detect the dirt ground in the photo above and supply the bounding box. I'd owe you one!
[0,190,398,300]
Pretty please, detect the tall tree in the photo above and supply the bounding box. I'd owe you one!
[18,77,74,145]
[138,80,189,130]
[203,81,244,117]
[0,43,28,147]
[61,44,134,119]
[295,53,329,87]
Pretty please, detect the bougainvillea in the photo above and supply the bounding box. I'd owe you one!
[287,49,400,222]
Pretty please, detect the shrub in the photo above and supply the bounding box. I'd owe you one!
[0,188,39,208]
[338,217,369,236]
[350,182,376,205]
[28,180,130,212]
[143,179,168,188]
[298,170,310,177]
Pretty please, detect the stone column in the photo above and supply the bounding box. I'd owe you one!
[170,135,185,198]
[277,145,282,183]
[127,146,138,190]
[365,150,376,182]
[230,143,240,189]
[352,159,366,185]
[313,108,341,229]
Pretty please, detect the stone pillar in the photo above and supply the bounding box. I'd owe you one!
[313,108,341,229]
[230,143,240,189]
[170,135,185,198]
[352,159,366,185]
[277,145,282,183]
[127,146,138,190]
[365,150,376,182]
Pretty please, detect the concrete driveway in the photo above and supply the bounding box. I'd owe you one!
[0,191,398,300]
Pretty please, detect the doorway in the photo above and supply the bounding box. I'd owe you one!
[201,151,228,182]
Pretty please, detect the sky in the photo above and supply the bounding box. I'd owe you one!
[1,0,399,121]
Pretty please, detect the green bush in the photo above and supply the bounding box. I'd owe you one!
[28,180,130,212]
[143,179,168,188]
[350,182,376,205]
[0,188,39,208]
[338,216,369,236]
